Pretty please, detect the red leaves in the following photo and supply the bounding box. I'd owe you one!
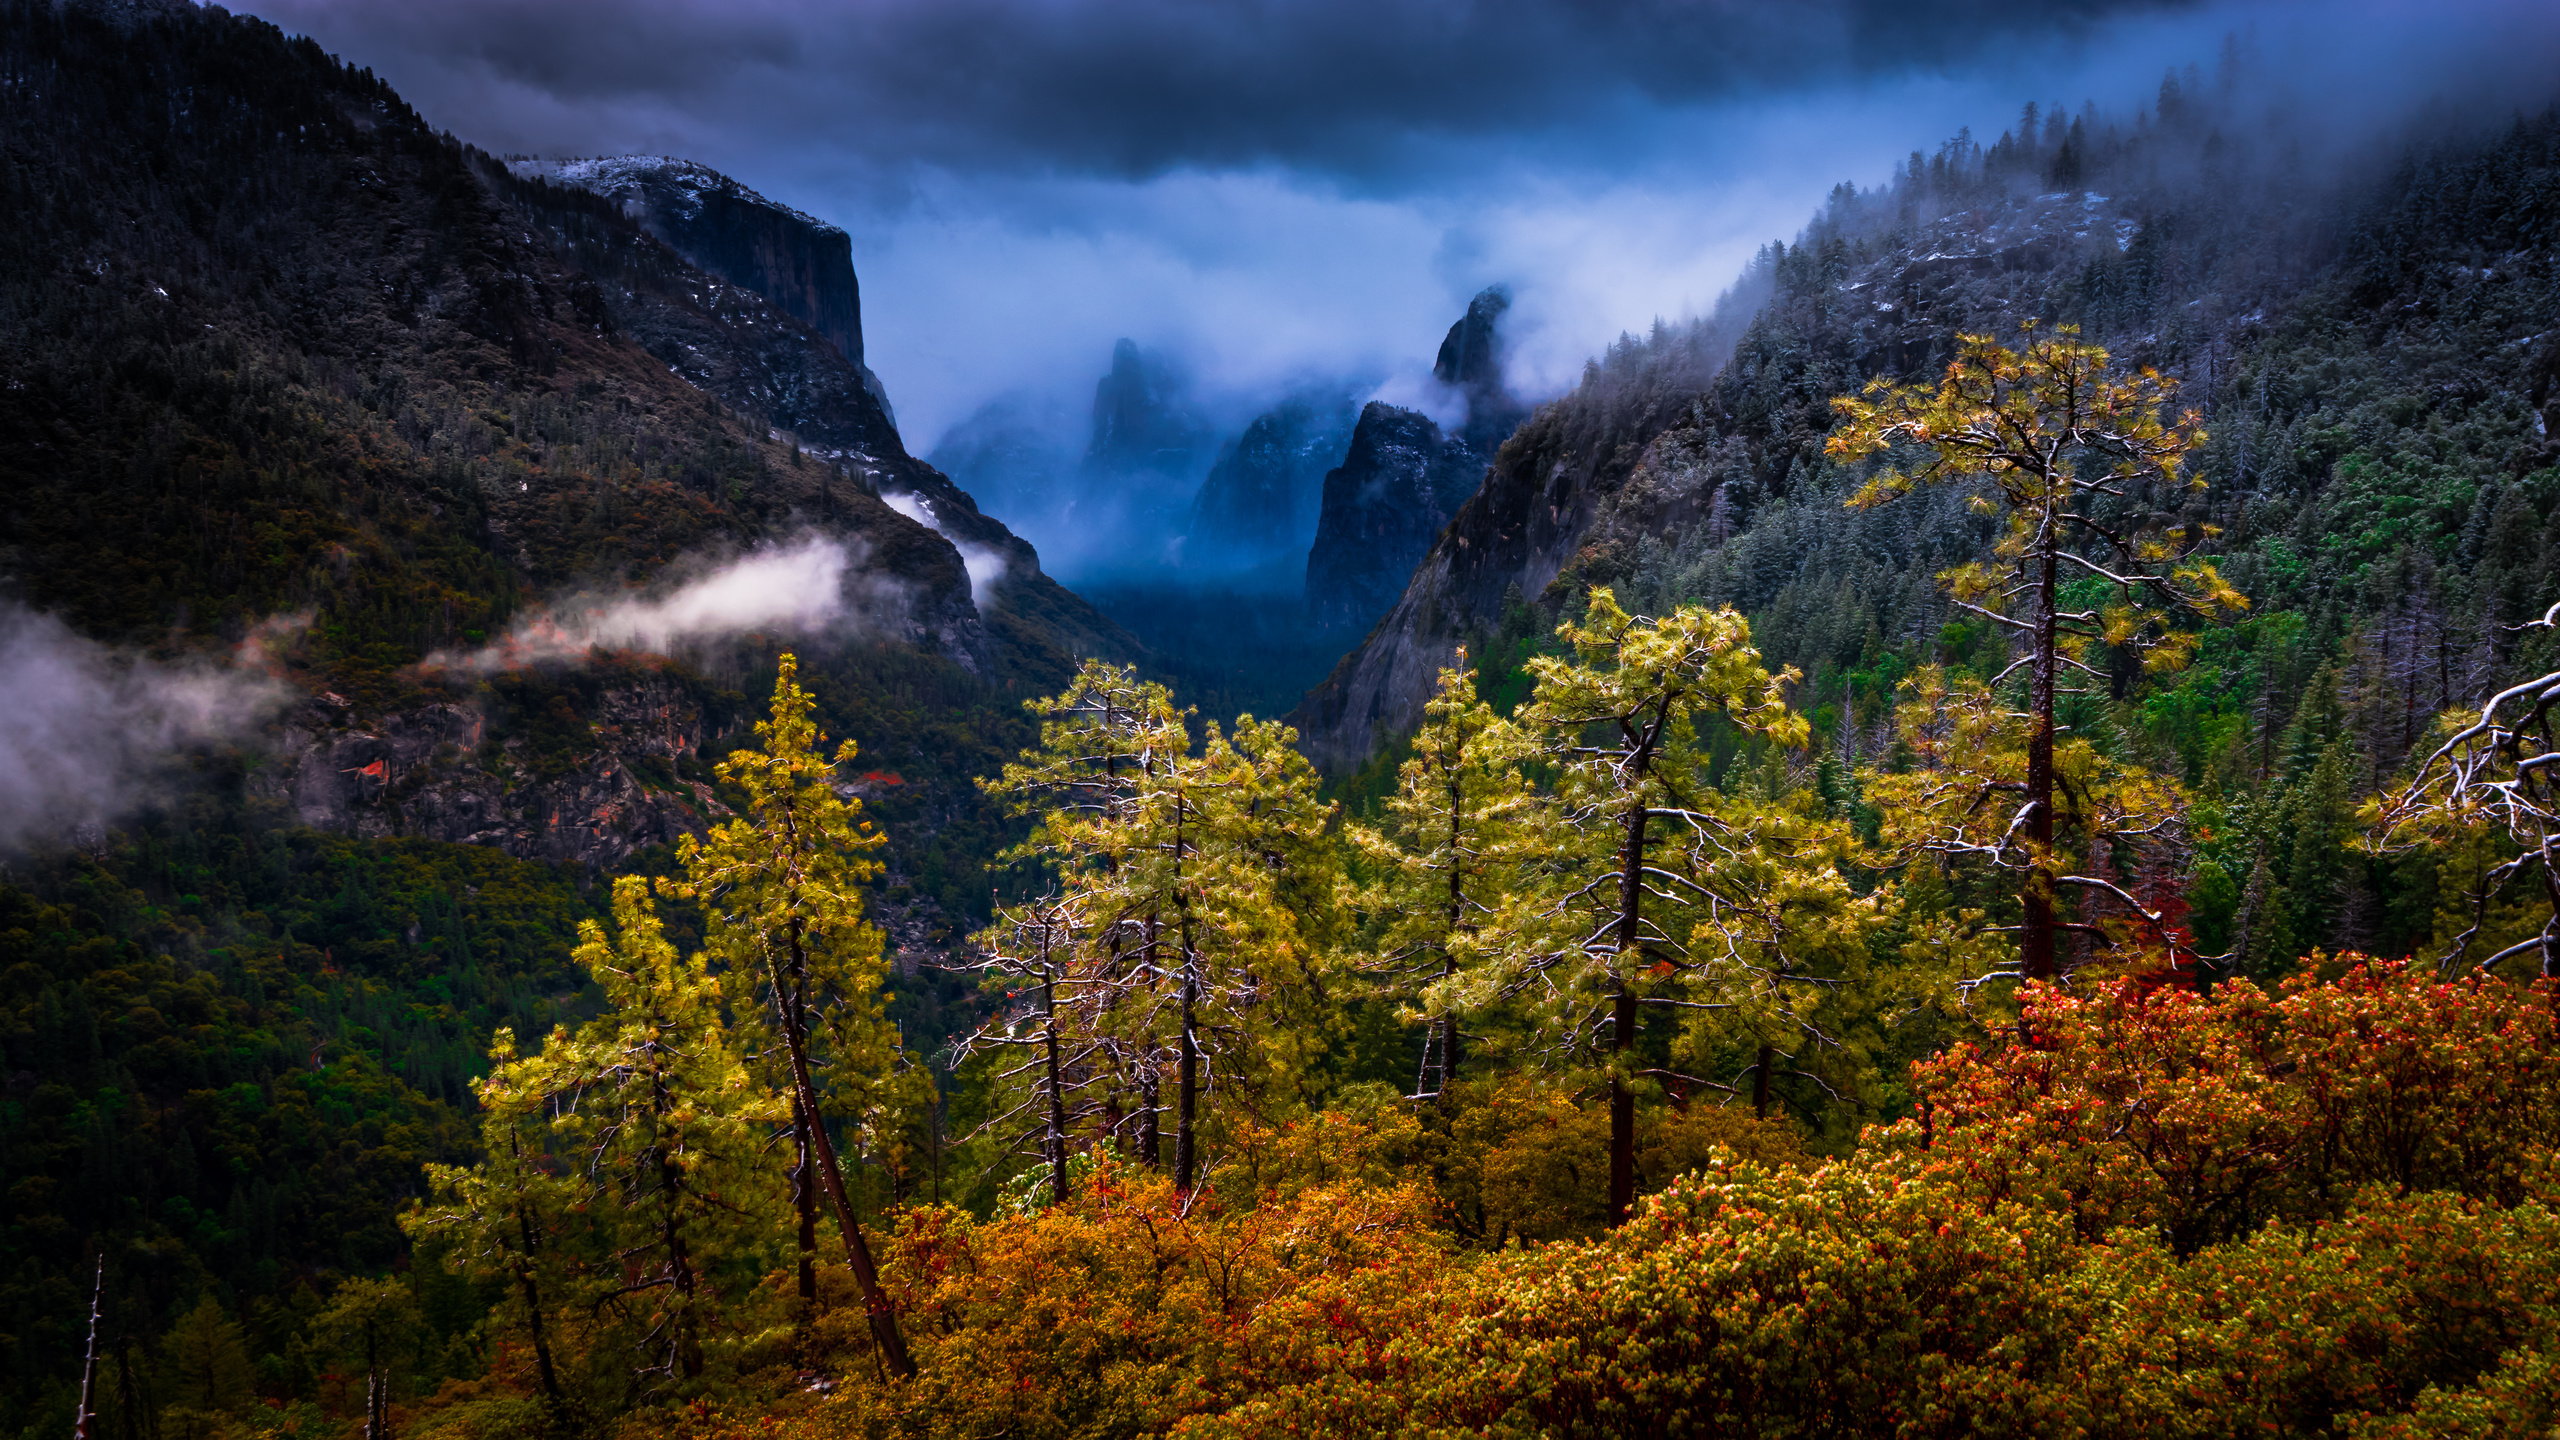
[1895,958,2560,1254]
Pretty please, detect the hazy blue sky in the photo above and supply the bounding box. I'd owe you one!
[242,0,2559,447]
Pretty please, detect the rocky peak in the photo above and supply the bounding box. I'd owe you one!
[1085,338,1207,480]
[1184,386,1361,575]
[519,154,892,413]
[1435,284,1529,453]
[1303,402,1484,629]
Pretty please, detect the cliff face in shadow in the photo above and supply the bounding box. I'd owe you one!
[520,154,893,410]
[0,1,1128,868]
[1302,403,1486,630]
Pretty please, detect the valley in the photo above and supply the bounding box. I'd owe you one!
[2,1,2558,1436]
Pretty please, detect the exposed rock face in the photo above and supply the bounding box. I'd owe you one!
[1436,285,1530,453]
[489,163,1129,682]
[0,0,1135,874]
[1184,388,1360,573]
[259,677,717,872]
[1085,338,1209,482]
[523,155,893,412]
[1303,403,1485,629]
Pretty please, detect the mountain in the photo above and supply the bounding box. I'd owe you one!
[1288,288,1528,640]
[0,0,1126,871]
[1435,284,1530,452]
[1085,337,1211,483]
[511,153,896,413]
[1182,385,1361,578]
[1302,402,1487,629]
[1293,91,2560,775]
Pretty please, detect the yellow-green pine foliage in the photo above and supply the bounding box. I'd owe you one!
[1827,323,2243,670]
[405,1031,578,1413]
[663,653,916,1377]
[1506,590,1869,1218]
[1347,660,1558,1091]
[983,661,1337,1185]
[540,877,781,1387]
[670,656,898,1108]
[1505,590,1819,1043]
[1826,324,2242,980]
[1864,665,2196,976]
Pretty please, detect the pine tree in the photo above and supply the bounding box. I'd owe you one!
[1345,660,1554,1102]
[1828,324,2244,979]
[1503,589,1815,1226]
[663,655,914,1378]
[314,1279,422,1440]
[983,662,1334,1192]
[961,894,1097,1208]
[407,1036,577,1418]
[2365,598,2560,974]
[537,877,775,1386]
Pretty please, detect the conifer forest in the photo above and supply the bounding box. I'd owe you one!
[4,1,2560,1435]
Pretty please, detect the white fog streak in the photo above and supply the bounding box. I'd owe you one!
[0,604,298,850]
[418,535,862,674]
[880,491,1009,609]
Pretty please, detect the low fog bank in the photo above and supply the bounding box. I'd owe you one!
[0,605,297,851]
[418,534,895,676]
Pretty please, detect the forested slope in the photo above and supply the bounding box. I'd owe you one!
[0,4,1107,1425]
[1297,76,2560,804]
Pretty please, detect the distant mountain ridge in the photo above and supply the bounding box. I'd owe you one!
[1289,90,2560,773]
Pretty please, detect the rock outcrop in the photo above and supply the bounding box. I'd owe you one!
[1288,192,2183,773]
[1302,403,1486,629]
[1085,338,1211,483]
[521,155,894,412]
[1435,285,1530,453]
[260,674,717,872]
[1184,387,1360,575]
[0,3,1130,871]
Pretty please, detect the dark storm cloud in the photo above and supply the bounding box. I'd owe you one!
[252,0,2195,179]
[235,0,2560,471]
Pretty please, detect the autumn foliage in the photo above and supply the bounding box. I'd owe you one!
[610,959,2560,1439]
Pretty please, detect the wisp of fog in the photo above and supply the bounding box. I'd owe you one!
[418,534,864,674]
[0,603,294,851]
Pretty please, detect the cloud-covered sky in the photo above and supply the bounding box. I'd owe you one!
[242,0,2559,447]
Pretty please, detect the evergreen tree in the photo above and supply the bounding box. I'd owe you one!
[1829,324,2244,979]
[408,1037,578,1420]
[313,1279,422,1440]
[2366,598,2560,974]
[663,656,914,1378]
[1345,660,1555,1102]
[536,877,776,1387]
[1504,589,1814,1226]
[984,662,1335,1191]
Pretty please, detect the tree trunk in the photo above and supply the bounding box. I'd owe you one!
[1438,781,1466,1102]
[650,1074,703,1378]
[2024,537,2061,982]
[1043,976,1070,1207]
[791,1099,818,1308]
[1609,801,1648,1228]
[1753,1043,1773,1121]
[1138,1068,1160,1166]
[775,920,915,1380]
[73,1258,102,1440]
[1175,919,1198,1193]
[114,1341,139,1440]
[363,1324,383,1440]
[510,1213,563,1406]
[788,957,819,1310]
